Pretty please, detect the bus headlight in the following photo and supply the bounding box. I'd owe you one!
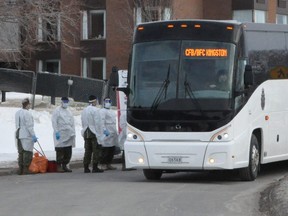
[126,126,144,142]
[210,125,232,142]
[209,158,215,164]
[138,157,144,164]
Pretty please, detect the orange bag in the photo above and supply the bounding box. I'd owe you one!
[29,152,48,173]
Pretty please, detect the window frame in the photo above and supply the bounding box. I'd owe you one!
[38,15,61,42]
[232,10,266,23]
[278,0,286,8]
[256,0,265,3]
[38,59,61,74]
[276,14,288,24]
[135,6,171,25]
[81,57,106,79]
[82,10,106,40]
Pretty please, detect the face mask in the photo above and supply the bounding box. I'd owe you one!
[62,102,69,109]
[219,75,227,82]
[104,102,111,109]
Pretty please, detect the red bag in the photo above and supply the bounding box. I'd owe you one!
[29,152,48,173]
[47,160,57,172]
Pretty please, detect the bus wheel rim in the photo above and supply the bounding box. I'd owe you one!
[251,145,259,173]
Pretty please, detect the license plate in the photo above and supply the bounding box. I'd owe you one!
[167,156,182,164]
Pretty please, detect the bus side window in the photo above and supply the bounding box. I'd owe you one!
[235,58,247,109]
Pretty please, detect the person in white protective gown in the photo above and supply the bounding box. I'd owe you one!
[51,97,75,172]
[81,95,104,173]
[15,98,38,175]
[99,97,118,170]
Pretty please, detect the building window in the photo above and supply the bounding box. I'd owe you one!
[278,0,286,8]
[38,15,60,42]
[82,10,106,40]
[233,10,253,22]
[0,18,19,50]
[4,0,16,5]
[233,10,266,23]
[135,7,171,25]
[38,59,60,74]
[82,58,106,79]
[254,10,266,23]
[142,7,161,22]
[276,14,288,24]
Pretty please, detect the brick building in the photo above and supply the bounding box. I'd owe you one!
[2,0,288,79]
[27,0,133,80]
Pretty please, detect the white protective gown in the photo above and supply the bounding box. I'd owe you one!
[100,108,118,147]
[15,108,36,152]
[81,104,103,143]
[52,106,76,148]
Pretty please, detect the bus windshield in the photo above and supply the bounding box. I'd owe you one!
[129,40,235,111]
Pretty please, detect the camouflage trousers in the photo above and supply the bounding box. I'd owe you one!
[17,139,33,170]
[83,137,102,166]
[55,146,72,165]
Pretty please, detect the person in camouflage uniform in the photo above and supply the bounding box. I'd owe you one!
[15,98,38,175]
[99,97,118,171]
[51,97,75,172]
[81,95,104,173]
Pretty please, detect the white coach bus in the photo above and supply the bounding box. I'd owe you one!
[110,20,288,181]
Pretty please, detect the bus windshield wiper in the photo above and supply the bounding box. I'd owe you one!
[150,65,170,111]
[184,75,205,116]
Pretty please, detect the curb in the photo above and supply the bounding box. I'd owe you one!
[0,155,122,176]
[0,168,17,176]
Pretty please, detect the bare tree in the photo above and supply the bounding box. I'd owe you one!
[135,0,173,22]
[114,0,173,44]
[0,0,82,69]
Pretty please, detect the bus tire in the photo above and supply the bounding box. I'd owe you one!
[143,169,162,180]
[239,134,260,181]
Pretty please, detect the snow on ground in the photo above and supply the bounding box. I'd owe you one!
[0,92,88,168]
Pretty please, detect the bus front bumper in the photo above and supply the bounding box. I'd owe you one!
[124,140,241,170]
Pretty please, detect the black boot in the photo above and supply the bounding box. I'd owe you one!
[22,167,35,175]
[62,164,72,172]
[92,163,104,173]
[57,164,65,173]
[84,164,91,173]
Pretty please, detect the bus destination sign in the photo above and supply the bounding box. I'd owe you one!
[185,48,228,57]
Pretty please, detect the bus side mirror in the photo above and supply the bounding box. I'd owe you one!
[117,87,130,96]
[244,65,254,88]
[109,66,119,87]
[108,66,130,96]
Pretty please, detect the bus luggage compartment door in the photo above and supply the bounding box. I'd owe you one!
[144,141,207,170]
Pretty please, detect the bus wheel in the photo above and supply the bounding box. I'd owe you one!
[143,169,162,180]
[239,134,260,181]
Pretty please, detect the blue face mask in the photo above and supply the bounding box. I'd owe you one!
[62,102,69,109]
[104,99,111,109]
[104,102,111,109]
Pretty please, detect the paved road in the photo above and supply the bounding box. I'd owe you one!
[0,162,288,216]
